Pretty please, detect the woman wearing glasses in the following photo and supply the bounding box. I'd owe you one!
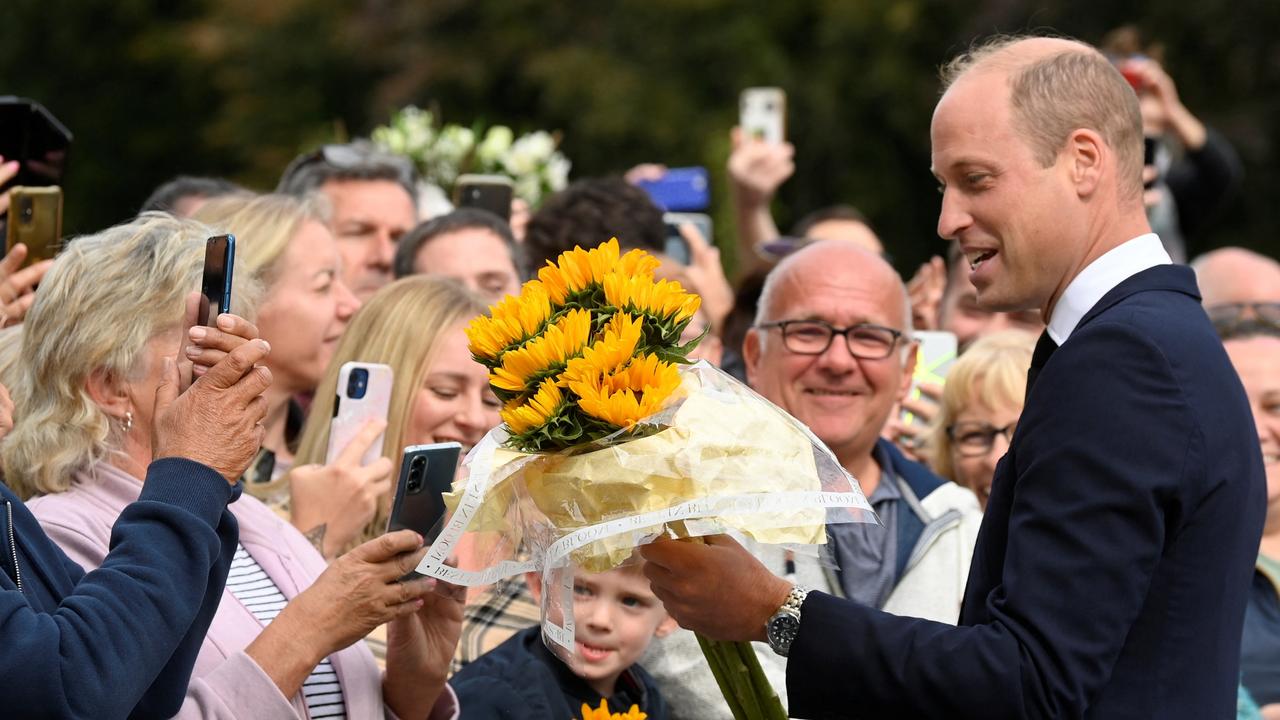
[924,331,1036,510]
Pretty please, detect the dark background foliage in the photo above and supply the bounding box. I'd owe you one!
[3,0,1276,277]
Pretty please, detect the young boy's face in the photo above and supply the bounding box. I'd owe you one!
[570,568,676,694]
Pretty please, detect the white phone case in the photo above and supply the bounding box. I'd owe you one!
[326,362,394,467]
[740,87,787,144]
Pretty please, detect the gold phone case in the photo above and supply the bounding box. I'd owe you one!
[5,185,64,265]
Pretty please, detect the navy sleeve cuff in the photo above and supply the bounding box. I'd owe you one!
[138,458,238,530]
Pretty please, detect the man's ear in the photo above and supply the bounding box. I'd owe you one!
[1067,128,1104,198]
[654,613,680,639]
[524,571,543,605]
[743,328,762,388]
[85,367,131,421]
[896,341,919,402]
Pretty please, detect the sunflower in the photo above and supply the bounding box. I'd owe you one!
[562,312,644,387]
[490,308,593,395]
[466,281,554,364]
[580,699,647,720]
[569,352,682,429]
[538,238,660,305]
[501,378,567,435]
[603,273,701,327]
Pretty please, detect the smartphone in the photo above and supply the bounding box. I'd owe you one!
[387,442,462,542]
[636,166,710,212]
[197,234,235,326]
[0,97,73,192]
[5,186,63,266]
[902,330,958,426]
[455,174,514,221]
[740,87,787,144]
[663,212,712,266]
[326,362,393,467]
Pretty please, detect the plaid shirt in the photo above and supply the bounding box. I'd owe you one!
[450,576,541,675]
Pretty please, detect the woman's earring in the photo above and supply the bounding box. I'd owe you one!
[123,411,133,433]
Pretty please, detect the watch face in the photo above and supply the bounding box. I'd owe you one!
[767,613,800,650]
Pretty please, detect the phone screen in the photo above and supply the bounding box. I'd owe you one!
[198,234,235,326]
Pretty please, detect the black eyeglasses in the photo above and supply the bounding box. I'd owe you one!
[946,422,1016,457]
[757,319,905,359]
[1208,302,1280,335]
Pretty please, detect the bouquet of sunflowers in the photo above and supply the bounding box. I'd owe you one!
[417,239,874,720]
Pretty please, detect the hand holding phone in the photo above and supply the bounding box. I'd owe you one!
[197,234,235,326]
[387,442,461,543]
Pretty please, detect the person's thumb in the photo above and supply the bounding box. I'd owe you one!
[154,355,180,422]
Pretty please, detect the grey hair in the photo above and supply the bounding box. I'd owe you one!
[276,139,419,211]
[2,213,263,498]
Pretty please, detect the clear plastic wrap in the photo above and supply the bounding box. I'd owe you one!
[416,360,878,664]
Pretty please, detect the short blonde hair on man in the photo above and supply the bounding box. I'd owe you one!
[2,213,262,498]
[940,34,1145,201]
[923,330,1036,483]
[192,192,330,287]
[292,275,488,551]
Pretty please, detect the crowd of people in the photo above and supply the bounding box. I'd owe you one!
[0,26,1275,720]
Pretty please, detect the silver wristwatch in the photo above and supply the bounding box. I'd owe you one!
[765,584,809,657]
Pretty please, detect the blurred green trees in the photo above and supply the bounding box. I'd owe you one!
[2,0,1276,274]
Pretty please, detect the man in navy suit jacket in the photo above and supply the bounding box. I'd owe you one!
[641,35,1266,719]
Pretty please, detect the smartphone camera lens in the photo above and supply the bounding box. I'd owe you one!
[19,197,34,224]
[406,455,427,494]
[347,368,369,400]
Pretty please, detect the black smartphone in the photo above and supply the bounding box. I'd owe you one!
[0,97,73,193]
[387,442,461,543]
[198,234,235,326]
[455,174,514,221]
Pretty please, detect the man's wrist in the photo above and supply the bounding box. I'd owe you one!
[753,576,795,642]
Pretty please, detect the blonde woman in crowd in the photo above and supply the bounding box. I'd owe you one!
[192,194,388,559]
[924,330,1036,510]
[292,276,499,663]
[12,214,461,719]
[293,274,498,555]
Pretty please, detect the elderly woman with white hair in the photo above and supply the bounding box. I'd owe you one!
[9,214,461,718]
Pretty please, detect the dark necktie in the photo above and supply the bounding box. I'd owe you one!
[1025,330,1059,401]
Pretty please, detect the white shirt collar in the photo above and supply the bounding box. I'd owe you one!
[1046,234,1172,345]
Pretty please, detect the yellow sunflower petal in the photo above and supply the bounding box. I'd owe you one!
[562,312,643,387]
[603,273,702,325]
[536,239,634,305]
[501,378,565,435]
[466,281,554,361]
[489,308,593,393]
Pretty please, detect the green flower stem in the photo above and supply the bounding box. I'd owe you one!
[736,638,786,716]
[695,633,748,720]
[695,635,786,720]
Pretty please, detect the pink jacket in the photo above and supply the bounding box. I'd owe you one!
[27,462,458,720]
